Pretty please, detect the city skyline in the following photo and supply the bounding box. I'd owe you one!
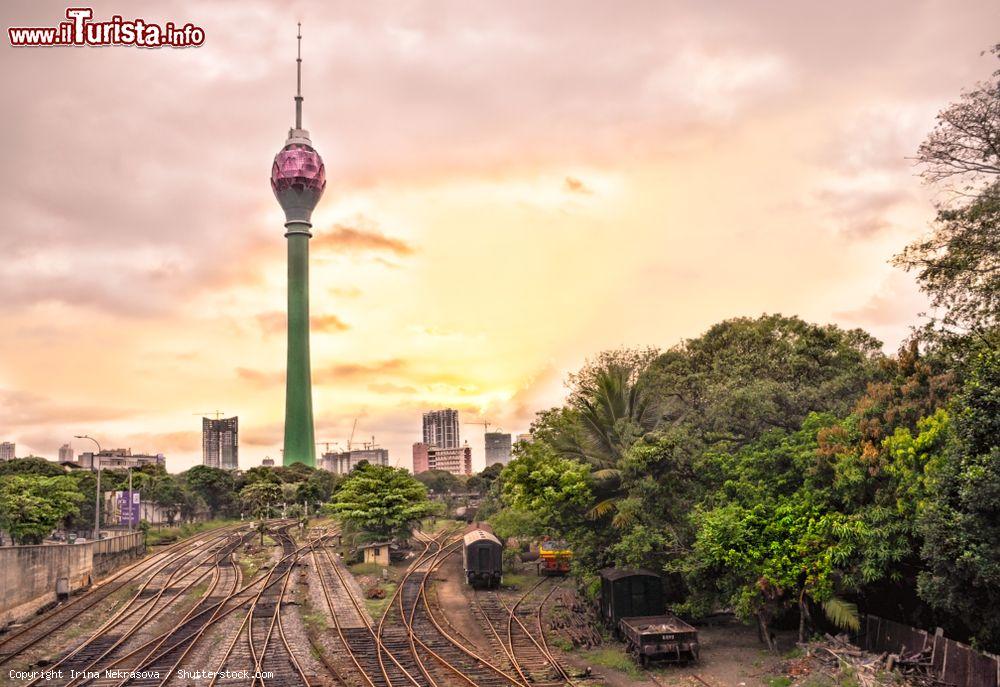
[1,1,998,473]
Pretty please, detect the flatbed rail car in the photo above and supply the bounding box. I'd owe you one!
[599,568,699,665]
[620,615,699,665]
[537,539,571,576]
[463,526,503,589]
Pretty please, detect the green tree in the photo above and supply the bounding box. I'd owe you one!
[917,349,1000,650]
[0,457,66,477]
[414,469,462,495]
[241,482,282,543]
[325,464,437,542]
[895,45,1000,337]
[650,314,881,444]
[183,465,236,518]
[0,475,84,544]
[499,442,593,535]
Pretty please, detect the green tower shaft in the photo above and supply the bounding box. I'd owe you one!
[283,230,315,466]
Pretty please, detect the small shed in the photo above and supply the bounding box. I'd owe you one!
[361,542,391,566]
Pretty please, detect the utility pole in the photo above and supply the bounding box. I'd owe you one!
[75,434,102,541]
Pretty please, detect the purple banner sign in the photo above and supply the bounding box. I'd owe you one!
[116,490,140,526]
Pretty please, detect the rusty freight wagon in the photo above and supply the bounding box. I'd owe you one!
[599,568,699,665]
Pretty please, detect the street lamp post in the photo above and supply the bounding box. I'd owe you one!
[75,435,102,541]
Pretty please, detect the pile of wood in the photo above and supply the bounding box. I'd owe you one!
[364,585,386,599]
[794,634,945,687]
[545,588,602,649]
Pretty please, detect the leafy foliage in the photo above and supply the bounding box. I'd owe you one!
[325,463,438,541]
[0,475,84,544]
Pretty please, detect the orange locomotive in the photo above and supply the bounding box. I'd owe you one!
[537,539,572,576]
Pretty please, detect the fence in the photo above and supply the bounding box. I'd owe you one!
[0,531,145,626]
[859,614,1000,687]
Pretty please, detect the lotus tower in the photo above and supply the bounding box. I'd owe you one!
[271,25,325,466]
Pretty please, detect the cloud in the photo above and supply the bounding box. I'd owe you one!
[237,359,407,388]
[236,368,284,386]
[817,186,910,238]
[255,311,350,335]
[564,176,593,195]
[0,389,131,432]
[835,273,928,328]
[329,286,363,299]
[313,219,414,256]
[314,359,407,385]
[368,382,418,395]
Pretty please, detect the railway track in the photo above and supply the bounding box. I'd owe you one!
[473,578,574,686]
[382,532,528,687]
[19,527,253,687]
[209,525,315,687]
[0,524,243,666]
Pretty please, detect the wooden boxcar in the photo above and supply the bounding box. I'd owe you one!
[599,568,666,629]
[599,568,699,665]
[463,527,502,588]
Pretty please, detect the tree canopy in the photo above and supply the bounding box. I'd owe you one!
[325,463,437,542]
[0,475,84,544]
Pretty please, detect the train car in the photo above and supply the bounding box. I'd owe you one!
[599,568,699,665]
[537,539,572,576]
[462,526,503,589]
[620,615,699,666]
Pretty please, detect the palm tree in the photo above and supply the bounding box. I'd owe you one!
[562,353,662,523]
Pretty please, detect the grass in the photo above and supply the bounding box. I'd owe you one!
[300,603,328,633]
[766,678,793,687]
[580,647,642,678]
[501,572,534,589]
[350,562,385,576]
[145,519,238,547]
[187,582,209,600]
[549,637,574,652]
[237,546,272,581]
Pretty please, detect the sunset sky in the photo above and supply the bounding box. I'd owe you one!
[2,1,998,472]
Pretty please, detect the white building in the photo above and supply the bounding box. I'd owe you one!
[0,442,14,461]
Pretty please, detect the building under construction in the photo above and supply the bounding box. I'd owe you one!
[202,416,239,470]
[320,447,389,474]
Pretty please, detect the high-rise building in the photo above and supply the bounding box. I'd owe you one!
[422,409,459,449]
[516,433,534,444]
[412,442,430,474]
[0,442,14,461]
[321,448,389,475]
[202,417,239,470]
[273,26,326,467]
[484,432,512,466]
[58,443,74,463]
[262,456,276,467]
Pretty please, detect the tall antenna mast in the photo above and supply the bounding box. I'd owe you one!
[294,22,303,129]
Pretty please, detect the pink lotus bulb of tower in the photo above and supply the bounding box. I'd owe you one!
[271,143,326,195]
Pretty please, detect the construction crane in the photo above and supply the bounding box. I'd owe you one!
[193,410,226,420]
[316,442,341,454]
[346,418,358,452]
[467,418,493,434]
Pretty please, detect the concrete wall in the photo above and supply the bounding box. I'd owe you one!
[0,532,144,627]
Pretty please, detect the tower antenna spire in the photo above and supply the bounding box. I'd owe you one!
[295,22,303,129]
